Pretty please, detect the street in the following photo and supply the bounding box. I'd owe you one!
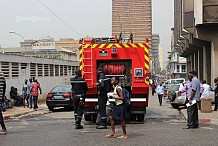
[1,93,218,146]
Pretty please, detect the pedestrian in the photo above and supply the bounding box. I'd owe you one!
[0,71,7,135]
[71,70,88,129]
[151,80,156,96]
[156,82,164,106]
[27,78,33,109]
[107,76,127,139]
[30,78,42,111]
[214,78,218,111]
[183,71,200,129]
[10,86,22,106]
[22,79,29,108]
[96,67,111,129]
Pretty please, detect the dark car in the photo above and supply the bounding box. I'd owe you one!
[46,85,73,111]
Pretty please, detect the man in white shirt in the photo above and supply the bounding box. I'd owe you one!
[156,83,164,106]
[201,80,210,97]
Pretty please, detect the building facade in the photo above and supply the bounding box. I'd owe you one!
[112,0,152,43]
[151,34,161,74]
[0,54,78,100]
[174,0,218,85]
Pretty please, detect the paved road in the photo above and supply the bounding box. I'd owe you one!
[1,92,218,146]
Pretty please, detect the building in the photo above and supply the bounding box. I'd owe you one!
[55,38,79,52]
[0,53,78,100]
[159,45,164,71]
[1,37,78,61]
[112,0,152,43]
[174,0,218,85]
[151,34,161,74]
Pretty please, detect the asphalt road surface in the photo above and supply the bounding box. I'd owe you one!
[1,92,218,146]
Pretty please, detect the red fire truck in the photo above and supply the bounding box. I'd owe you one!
[79,36,150,122]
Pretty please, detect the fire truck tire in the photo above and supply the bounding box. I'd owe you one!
[129,114,136,121]
[91,114,97,123]
[84,115,91,121]
[137,114,145,122]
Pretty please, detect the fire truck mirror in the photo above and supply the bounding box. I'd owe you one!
[134,68,143,78]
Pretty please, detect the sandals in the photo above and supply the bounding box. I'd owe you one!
[117,135,128,139]
[106,134,116,138]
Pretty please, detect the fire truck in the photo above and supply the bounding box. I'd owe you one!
[79,35,150,122]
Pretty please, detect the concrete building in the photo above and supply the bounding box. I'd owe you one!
[174,0,218,85]
[112,0,152,43]
[0,53,78,100]
[55,38,79,52]
[159,45,164,71]
[151,34,161,74]
[1,37,78,61]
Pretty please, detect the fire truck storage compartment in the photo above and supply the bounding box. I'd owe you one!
[97,60,132,87]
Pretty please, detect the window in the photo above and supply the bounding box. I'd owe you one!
[50,65,54,76]
[55,65,59,76]
[182,65,186,73]
[21,63,27,69]
[64,65,68,76]
[30,63,36,77]
[1,62,10,78]
[12,62,19,78]
[68,66,72,76]
[37,64,43,77]
[60,65,63,76]
[44,64,49,76]
[177,65,180,73]
[72,66,77,75]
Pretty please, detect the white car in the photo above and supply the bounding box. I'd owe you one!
[168,84,215,109]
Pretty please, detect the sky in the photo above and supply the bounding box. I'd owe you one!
[0,0,174,62]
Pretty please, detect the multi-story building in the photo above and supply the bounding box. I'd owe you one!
[55,38,79,52]
[151,34,161,74]
[159,45,164,71]
[174,0,218,85]
[112,0,152,43]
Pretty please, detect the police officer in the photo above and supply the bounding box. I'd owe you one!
[96,67,111,129]
[71,70,88,129]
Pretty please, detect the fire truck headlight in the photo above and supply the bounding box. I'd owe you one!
[146,76,149,81]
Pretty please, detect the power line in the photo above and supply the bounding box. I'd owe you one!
[37,0,84,37]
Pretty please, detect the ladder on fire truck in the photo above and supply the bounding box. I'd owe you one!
[81,42,93,88]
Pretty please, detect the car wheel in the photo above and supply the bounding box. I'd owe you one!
[168,91,177,102]
[171,103,180,109]
[137,114,145,122]
[48,106,54,111]
[84,115,91,121]
[129,114,136,121]
[91,114,97,123]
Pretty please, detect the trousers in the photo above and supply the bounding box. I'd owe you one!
[98,92,107,120]
[158,94,163,106]
[73,94,85,119]
[187,103,199,127]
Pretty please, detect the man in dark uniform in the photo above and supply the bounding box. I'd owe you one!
[96,67,111,129]
[71,70,88,129]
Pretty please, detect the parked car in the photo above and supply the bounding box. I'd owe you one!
[168,84,186,109]
[168,84,215,109]
[46,85,73,111]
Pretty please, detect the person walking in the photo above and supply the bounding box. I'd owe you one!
[214,78,218,111]
[184,71,200,129]
[27,78,33,109]
[71,70,88,129]
[30,79,42,111]
[0,71,7,135]
[96,68,111,129]
[151,80,156,96]
[22,79,29,108]
[107,76,127,139]
[156,83,164,106]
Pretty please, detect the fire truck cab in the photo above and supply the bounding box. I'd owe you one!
[79,36,150,122]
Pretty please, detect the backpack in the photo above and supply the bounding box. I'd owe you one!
[116,86,131,106]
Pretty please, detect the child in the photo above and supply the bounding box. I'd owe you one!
[106,76,127,139]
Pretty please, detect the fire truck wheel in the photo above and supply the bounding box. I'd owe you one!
[137,114,145,122]
[129,114,136,121]
[91,114,97,123]
[84,115,91,121]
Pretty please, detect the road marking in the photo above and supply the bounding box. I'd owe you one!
[200,127,214,130]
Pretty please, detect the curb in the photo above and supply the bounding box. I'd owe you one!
[3,108,49,121]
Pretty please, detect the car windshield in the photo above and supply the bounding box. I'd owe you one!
[171,79,184,84]
[51,86,72,93]
[169,85,180,91]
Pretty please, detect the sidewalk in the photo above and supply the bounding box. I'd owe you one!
[182,105,218,125]
[3,103,49,120]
